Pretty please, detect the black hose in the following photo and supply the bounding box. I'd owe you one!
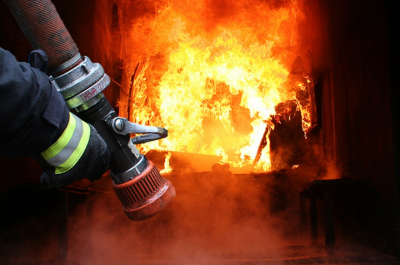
[3,0,79,73]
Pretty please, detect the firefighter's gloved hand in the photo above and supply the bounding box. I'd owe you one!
[0,48,110,187]
[39,113,110,188]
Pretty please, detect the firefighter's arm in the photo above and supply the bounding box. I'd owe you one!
[0,48,110,187]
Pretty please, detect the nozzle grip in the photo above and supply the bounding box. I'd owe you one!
[110,117,168,144]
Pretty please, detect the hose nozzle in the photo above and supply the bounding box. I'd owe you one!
[113,160,175,221]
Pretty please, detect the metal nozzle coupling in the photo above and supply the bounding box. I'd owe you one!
[50,55,109,113]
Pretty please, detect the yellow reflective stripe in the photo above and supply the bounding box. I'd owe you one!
[41,112,76,160]
[55,120,91,174]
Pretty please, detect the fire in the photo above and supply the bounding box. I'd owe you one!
[124,0,311,173]
[160,151,173,174]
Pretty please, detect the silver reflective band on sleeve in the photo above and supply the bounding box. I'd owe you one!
[40,112,91,174]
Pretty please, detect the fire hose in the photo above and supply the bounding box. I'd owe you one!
[3,0,176,221]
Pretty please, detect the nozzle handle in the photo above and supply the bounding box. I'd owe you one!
[110,117,168,144]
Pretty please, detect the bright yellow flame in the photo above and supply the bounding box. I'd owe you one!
[128,0,310,173]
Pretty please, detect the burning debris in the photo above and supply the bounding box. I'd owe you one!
[110,0,316,174]
[270,100,306,170]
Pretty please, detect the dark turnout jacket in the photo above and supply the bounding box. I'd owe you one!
[0,47,69,157]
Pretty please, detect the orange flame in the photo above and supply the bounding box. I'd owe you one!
[126,0,311,173]
[160,151,173,174]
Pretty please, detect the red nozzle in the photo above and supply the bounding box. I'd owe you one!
[112,161,175,221]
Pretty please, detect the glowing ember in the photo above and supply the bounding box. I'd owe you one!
[123,0,312,173]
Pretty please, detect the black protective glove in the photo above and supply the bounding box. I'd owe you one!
[38,122,110,188]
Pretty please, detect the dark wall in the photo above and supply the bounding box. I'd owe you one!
[385,0,400,257]
[319,0,399,255]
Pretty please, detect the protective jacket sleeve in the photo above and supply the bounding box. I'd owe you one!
[0,48,110,187]
[0,47,68,157]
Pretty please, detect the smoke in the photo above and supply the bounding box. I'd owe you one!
[52,141,336,265]
[0,163,382,264]
[63,171,293,264]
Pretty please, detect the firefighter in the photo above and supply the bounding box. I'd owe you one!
[0,47,110,188]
